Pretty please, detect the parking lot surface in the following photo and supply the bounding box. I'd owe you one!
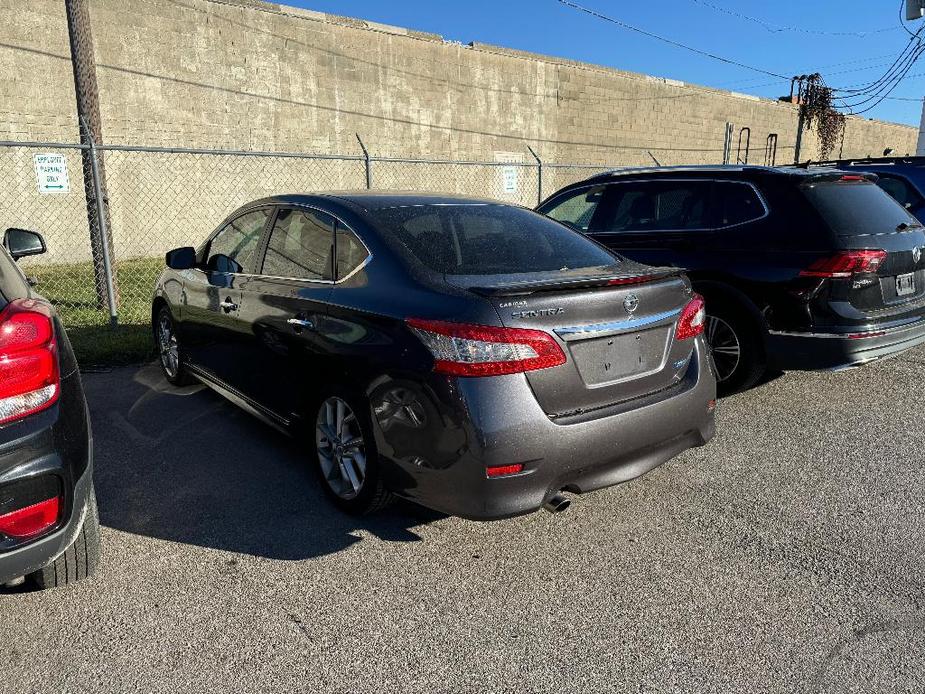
[2,350,925,693]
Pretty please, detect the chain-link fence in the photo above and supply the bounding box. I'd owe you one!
[0,138,695,363]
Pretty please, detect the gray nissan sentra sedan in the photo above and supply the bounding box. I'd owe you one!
[152,192,717,520]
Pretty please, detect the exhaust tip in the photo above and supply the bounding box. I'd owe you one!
[543,493,571,514]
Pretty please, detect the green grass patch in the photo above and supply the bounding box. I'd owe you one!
[26,257,164,366]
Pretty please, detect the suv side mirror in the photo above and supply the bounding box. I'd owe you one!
[165,246,196,270]
[3,228,46,260]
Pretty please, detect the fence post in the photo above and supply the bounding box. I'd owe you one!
[527,145,542,205]
[65,0,119,313]
[722,122,734,165]
[356,134,372,189]
[83,118,118,326]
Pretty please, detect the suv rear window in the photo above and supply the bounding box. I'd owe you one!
[802,180,920,236]
[370,204,618,275]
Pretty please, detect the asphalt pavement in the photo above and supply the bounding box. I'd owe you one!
[2,350,925,693]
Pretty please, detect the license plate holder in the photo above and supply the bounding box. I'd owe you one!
[897,272,916,297]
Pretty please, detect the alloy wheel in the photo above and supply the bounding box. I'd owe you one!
[316,397,367,500]
[705,314,741,383]
[157,311,180,378]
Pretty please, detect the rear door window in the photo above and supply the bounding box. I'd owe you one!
[370,204,618,275]
[596,181,713,232]
[802,180,921,236]
[335,225,369,279]
[261,208,334,281]
[713,182,766,226]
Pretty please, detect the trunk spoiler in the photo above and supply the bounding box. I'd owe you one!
[466,267,683,297]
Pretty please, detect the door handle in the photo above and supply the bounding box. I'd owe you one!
[219,298,238,312]
[287,317,315,331]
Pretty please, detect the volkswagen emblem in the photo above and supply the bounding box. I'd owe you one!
[623,294,639,313]
[914,246,922,264]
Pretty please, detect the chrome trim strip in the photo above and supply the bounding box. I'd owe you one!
[768,318,925,339]
[555,308,682,341]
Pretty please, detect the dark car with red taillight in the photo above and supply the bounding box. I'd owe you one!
[539,166,925,394]
[152,193,715,520]
[0,228,99,589]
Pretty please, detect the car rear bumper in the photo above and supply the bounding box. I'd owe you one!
[0,371,93,585]
[378,338,716,520]
[767,317,925,371]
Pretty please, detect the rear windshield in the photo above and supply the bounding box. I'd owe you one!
[369,204,619,275]
[802,181,920,236]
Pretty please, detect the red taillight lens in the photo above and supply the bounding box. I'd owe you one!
[0,299,59,425]
[799,250,887,278]
[406,318,566,377]
[486,463,524,478]
[675,294,706,341]
[0,496,60,539]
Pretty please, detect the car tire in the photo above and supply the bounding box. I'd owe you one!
[311,391,393,515]
[29,486,101,589]
[154,304,195,386]
[702,297,766,396]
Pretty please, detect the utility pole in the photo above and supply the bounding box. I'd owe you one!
[64,0,118,312]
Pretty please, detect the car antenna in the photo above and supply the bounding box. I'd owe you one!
[797,159,813,169]
[647,150,662,166]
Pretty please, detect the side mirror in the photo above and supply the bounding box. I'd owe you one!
[165,246,196,270]
[3,228,46,260]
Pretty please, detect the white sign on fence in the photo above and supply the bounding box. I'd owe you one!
[33,153,70,194]
[502,166,518,194]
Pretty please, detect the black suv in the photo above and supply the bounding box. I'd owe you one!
[0,228,99,589]
[539,166,925,393]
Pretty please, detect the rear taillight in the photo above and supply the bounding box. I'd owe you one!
[675,294,706,341]
[406,318,566,377]
[0,496,60,539]
[0,299,60,425]
[799,250,887,278]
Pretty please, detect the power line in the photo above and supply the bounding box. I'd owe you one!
[690,0,899,37]
[555,0,789,80]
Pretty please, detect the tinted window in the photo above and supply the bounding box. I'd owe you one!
[207,208,269,273]
[542,185,605,231]
[802,181,921,236]
[714,182,766,226]
[876,175,923,210]
[262,208,334,280]
[335,226,369,279]
[370,204,617,275]
[597,181,712,232]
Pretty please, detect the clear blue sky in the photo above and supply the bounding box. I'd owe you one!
[286,0,925,126]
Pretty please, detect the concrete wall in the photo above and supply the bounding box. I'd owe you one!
[0,0,919,265]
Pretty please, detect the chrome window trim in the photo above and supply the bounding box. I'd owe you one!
[541,179,770,233]
[194,202,373,286]
[554,308,682,342]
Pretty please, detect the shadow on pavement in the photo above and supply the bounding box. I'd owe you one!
[86,362,444,560]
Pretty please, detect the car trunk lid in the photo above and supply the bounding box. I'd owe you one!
[447,264,696,417]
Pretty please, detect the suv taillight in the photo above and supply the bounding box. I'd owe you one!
[675,294,706,341]
[406,318,566,377]
[799,250,887,278]
[0,299,60,425]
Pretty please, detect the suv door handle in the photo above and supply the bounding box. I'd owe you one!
[219,298,238,312]
[287,317,315,331]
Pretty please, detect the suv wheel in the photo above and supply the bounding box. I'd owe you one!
[154,305,195,386]
[313,393,392,515]
[703,299,766,395]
